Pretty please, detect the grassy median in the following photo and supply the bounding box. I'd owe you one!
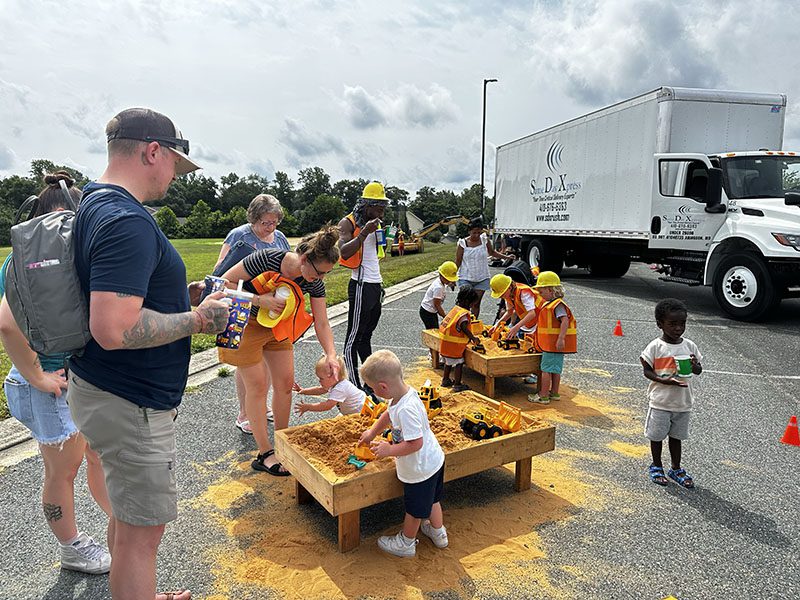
[0,239,456,418]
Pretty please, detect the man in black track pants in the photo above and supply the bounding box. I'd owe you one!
[337,181,387,391]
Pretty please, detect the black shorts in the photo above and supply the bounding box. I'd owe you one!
[419,307,440,330]
[403,463,445,519]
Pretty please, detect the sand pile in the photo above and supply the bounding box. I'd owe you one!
[284,390,549,479]
[472,337,534,357]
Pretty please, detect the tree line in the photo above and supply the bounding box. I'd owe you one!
[0,159,494,244]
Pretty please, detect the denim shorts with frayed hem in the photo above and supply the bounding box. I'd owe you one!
[4,366,77,446]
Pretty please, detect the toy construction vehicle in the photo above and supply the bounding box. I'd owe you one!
[360,395,387,422]
[469,316,485,337]
[418,380,443,419]
[460,402,522,441]
[498,337,521,351]
[471,341,486,354]
[352,443,376,462]
[487,322,509,342]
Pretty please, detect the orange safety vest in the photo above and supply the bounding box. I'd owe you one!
[511,283,545,323]
[339,214,363,269]
[250,271,314,343]
[535,298,577,353]
[438,306,471,359]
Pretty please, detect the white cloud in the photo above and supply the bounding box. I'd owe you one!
[0,144,15,170]
[341,84,460,129]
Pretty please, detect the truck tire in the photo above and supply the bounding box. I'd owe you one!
[588,256,631,278]
[712,253,778,321]
[527,238,563,274]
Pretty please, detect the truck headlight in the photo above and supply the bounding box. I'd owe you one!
[772,232,800,250]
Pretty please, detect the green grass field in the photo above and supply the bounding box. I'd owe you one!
[0,239,456,418]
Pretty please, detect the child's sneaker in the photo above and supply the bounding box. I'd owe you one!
[377,531,418,557]
[420,522,449,548]
[527,393,550,404]
[59,532,111,574]
[549,393,561,401]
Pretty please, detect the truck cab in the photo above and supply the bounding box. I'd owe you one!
[651,151,800,319]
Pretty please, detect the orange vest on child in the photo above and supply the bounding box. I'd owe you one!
[438,306,471,359]
[339,214,363,269]
[250,271,314,343]
[535,298,577,353]
[511,283,546,323]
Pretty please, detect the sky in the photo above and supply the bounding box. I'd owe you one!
[1,0,798,198]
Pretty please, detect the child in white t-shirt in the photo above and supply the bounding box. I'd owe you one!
[293,355,365,416]
[359,350,447,557]
[640,298,703,489]
[419,261,458,330]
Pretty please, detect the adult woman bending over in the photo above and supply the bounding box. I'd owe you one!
[220,226,340,475]
[215,194,290,434]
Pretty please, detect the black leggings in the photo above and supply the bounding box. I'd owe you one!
[419,307,440,330]
[344,279,383,389]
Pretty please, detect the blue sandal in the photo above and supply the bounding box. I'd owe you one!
[668,467,694,488]
[648,465,668,486]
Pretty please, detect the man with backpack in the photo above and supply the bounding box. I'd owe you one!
[68,108,228,600]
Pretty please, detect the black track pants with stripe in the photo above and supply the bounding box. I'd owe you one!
[344,279,383,389]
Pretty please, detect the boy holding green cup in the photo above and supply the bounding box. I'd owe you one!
[640,298,703,488]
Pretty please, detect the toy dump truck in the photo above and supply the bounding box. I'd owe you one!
[498,337,521,351]
[469,316,485,336]
[460,401,522,440]
[418,381,443,419]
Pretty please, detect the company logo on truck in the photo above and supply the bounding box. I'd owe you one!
[546,141,564,173]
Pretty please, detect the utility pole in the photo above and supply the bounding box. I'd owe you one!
[481,78,498,220]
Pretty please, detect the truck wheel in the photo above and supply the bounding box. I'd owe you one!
[712,253,778,321]
[588,256,631,278]
[473,422,489,440]
[527,238,563,274]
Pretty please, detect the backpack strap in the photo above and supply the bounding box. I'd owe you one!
[13,195,39,226]
[58,179,77,211]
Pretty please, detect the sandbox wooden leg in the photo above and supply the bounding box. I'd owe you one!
[514,457,532,492]
[485,375,495,398]
[296,480,313,505]
[338,510,361,552]
[431,349,440,369]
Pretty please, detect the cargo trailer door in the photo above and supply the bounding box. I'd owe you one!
[649,153,727,251]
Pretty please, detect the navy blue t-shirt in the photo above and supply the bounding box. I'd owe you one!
[69,183,191,410]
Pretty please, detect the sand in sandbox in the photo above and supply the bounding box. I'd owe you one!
[283,389,549,480]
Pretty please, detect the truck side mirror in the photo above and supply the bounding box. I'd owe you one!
[785,192,800,206]
[705,167,725,214]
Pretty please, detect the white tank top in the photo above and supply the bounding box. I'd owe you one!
[352,230,382,283]
[458,233,490,281]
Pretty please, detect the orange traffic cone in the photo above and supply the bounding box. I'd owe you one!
[612,320,624,337]
[780,415,800,447]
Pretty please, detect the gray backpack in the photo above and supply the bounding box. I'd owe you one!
[4,186,105,355]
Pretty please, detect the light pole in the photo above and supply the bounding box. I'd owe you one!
[481,78,498,221]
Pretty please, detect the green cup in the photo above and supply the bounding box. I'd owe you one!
[675,355,692,378]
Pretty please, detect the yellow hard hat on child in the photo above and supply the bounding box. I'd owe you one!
[490,273,513,298]
[534,271,561,287]
[438,261,458,282]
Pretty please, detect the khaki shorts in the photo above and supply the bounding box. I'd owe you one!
[217,319,293,366]
[68,374,177,526]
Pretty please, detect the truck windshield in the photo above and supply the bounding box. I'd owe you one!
[722,155,800,200]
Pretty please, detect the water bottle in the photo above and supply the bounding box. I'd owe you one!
[268,286,291,319]
[375,226,386,247]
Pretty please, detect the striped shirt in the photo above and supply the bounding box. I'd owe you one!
[242,249,325,319]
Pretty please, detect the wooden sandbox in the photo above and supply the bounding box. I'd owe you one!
[421,328,541,397]
[274,391,555,552]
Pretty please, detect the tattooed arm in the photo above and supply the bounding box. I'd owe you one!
[89,291,230,350]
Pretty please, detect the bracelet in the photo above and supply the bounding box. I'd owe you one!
[194,309,210,334]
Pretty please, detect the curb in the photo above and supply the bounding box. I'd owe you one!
[0,271,438,452]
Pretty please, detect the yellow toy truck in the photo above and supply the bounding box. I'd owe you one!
[460,402,522,440]
[418,380,443,419]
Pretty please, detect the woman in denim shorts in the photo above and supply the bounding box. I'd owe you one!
[0,172,112,575]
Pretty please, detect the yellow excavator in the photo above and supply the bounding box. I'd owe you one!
[391,215,469,255]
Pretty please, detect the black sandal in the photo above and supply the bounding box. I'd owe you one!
[252,450,290,476]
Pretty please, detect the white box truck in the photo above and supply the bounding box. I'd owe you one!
[494,86,800,320]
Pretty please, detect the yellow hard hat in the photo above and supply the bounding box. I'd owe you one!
[256,284,297,328]
[438,261,458,282]
[490,273,513,298]
[362,181,388,201]
[534,271,561,287]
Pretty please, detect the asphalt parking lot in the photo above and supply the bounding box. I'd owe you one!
[1,263,798,599]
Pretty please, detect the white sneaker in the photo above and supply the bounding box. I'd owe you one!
[60,532,111,574]
[420,522,449,548]
[377,531,417,557]
[527,393,550,405]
